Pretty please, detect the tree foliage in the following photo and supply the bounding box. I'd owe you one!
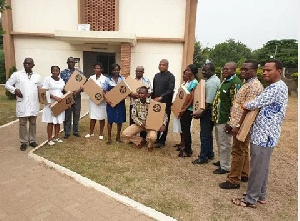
[0,0,11,35]
[193,40,210,68]
[208,39,252,67]
[252,39,298,68]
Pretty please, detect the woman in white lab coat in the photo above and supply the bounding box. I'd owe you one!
[42,66,65,145]
[85,62,107,140]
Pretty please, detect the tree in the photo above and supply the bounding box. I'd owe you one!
[0,0,11,34]
[193,40,210,68]
[252,39,298,68]
[209,39,252,67]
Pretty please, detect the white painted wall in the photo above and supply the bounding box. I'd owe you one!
[119,0,186,38]
[11,0,78,33]
[130,42,183,89]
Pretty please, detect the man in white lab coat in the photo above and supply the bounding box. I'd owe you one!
[5,58,42,151]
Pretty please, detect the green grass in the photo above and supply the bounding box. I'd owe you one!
[0,85,17,125]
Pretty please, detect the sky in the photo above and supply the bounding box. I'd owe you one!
[195,0,299,50]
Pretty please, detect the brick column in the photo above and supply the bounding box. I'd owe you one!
[120,43,131,77]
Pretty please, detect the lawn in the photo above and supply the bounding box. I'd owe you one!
[34,97,298,221]
[0,85,17,125]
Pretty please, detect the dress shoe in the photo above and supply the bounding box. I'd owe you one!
[20,144,27,151]
[192,158,208,164]
[154,143,165,148]
[241,176,248,182]
[73,133,81,137]
[29,142,38,147]
[64,134,70,139]
[219,181,240,189]
[208,156,214,160]
[213,161,220,167]
[178,150,193,158]
[137,139,147,149]
[213,167,230,174]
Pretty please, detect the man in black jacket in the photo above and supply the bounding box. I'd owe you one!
[152,59,175,148]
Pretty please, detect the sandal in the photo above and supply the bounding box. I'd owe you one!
[106,139,112,145]
[232,198,256,208]
[242,193,267,204]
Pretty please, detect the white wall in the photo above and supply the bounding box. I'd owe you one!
[119,0,186,38]
[130,42,183,89]
[11,0,78,33]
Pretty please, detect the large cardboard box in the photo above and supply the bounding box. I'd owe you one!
[65,71,87,92]
[105,80,131,107]
[171,87,190,118]
[124,76,147,93]
[236,110,259,142]
[50,91,75,117]
[38,88,51,104]
[146,100,166,131]
[83,78,104,105]
[193,79,205,115]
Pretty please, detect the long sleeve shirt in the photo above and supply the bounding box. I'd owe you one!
[229,77,264,127]
[132,98,168,127]
[152,71,175,105]
[244,80,288,148]
[212,74,242,124]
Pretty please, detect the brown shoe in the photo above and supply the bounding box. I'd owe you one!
[137,139,147,149]
[148,146,154,152]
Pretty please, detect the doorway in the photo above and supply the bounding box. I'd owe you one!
[83,52,116,78]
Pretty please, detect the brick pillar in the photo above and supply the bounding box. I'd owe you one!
[120,43,131,77]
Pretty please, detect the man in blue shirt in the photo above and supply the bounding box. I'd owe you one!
[60,57,83,138]
[232,59,288,208]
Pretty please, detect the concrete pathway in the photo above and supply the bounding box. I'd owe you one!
[0,99,156,221]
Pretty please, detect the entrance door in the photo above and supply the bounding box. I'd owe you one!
[83,52,116,78]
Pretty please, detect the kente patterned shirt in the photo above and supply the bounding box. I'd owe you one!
[132,98,168,127]
[229,77,264,127]
[244,80,288,148]
[212,74,242,124]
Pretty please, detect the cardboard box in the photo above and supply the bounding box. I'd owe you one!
[236,110,259,142]
[50,91,75,117]
[105,80,131,107]
[171,87,190,118]
[83,78,104,105]
[38,88,51,104]
[64,71,87,92]
[124,76,147,93]
[193,79,205,115]
[146,100,166,131]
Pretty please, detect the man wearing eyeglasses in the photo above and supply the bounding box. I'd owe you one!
[212,62,242,174]
[219,60,264,189]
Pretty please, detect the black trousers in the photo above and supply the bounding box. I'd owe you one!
[156,107,171,145]
[180,110,193,154]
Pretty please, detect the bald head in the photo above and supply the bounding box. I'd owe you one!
[223,62,237,79]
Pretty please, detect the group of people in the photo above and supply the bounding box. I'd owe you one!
[5,56,288,208]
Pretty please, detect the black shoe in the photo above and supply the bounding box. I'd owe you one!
[219,181,240,189]
[154,143,165,148]
[208,156,214,160]
[29,142,38,148]
[64,134,70,139]
[73,133,80,137]
[213,161,220,166]
[241,176,249,182]
[192,158,208,164]
[20,144,27,151]
[213,167,230,174]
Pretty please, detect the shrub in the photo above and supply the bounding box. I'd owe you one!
[291,72,298,83]
[5,66,17,99]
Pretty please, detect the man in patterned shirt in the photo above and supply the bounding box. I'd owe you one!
[129,66,152,140]
[123,86,167,151]
[60,57,84,138]
[219,60,264,189]
[233,59,288,207]
[212,62,242,174]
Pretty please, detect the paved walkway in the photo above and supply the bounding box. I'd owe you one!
[0,99,154,221]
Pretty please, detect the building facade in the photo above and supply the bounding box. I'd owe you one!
[2,0,197,88]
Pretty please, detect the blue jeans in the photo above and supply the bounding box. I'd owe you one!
[199,109,214,160]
